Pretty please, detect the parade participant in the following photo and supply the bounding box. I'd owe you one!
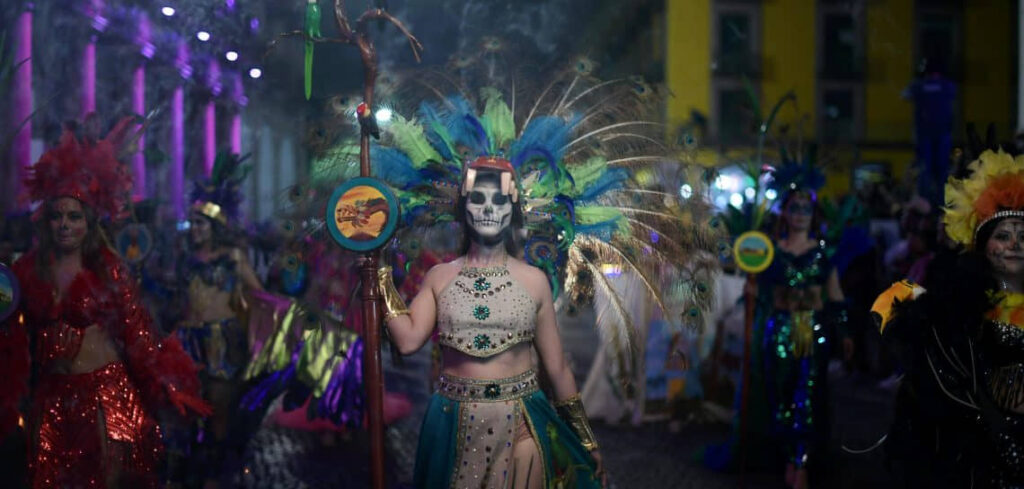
[382,158,606,488]
[744,151,852,488]
[873,149,1024,487]
[350,55,722,487]
[0,117,210,488]
[177,152,263,488]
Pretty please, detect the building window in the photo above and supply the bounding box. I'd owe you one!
[821,12,862,79]
[717,88,753,144]
[916,11,962,79]
[716,14,753,75]
[820,87,861,143]
[712,3,760,77]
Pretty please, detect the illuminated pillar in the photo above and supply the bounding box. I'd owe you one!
[230,73,244,153]
[10,6,32,208]
[82,0,104,117]
[204,59,221,176]
[132,12,151,199]
[171,41,190,220]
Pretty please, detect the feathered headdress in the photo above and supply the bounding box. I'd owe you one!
[190,151,251,225]
[23,116,136,220]
[767,146,826,198]
[944,149,1024,248]
[309,61,725,364]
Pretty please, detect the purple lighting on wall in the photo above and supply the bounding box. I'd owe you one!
[132,64,146,198]
[172,85,185,219]
[11,8,32,205]
[82,40,96,116]
[171,40,187,219]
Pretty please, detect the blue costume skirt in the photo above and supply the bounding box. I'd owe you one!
[414,370,600,488]
[177,317,247,380]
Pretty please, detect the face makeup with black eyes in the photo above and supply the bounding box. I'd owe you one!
[986,217,1024,286]
[465,180,512,244]
[784,193,814,232]
[48,197,88,253]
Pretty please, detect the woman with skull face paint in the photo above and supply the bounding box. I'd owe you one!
[378,156,604,488]
[0,119,210,488]
[872,149,1024,488]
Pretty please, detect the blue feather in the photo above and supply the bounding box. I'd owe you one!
[371,145,420,189]
[576,220,620,242]
[443,96,489,156]
[510,116,577,170]
[578,168,629,202]
[418,102,455,160]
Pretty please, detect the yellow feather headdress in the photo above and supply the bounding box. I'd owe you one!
[943,149,1024,248]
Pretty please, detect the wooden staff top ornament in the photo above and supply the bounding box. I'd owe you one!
[326,177,401,251]
[733,231,774,274]
[115,223,154,265]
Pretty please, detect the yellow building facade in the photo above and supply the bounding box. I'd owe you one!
[666,0,1017,198]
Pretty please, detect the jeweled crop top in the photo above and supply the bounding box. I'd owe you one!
[436,265,537,357]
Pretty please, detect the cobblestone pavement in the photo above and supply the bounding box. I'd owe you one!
[232,308,901,489]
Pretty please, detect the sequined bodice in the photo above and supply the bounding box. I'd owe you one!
[183,255,238,292]
[765,242,832,311]
[437,266,537,357]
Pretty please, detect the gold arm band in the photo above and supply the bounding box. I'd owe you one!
[554,393,599,452]
[377,266,410,322]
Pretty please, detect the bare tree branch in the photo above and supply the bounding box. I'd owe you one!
[356,8,424,62]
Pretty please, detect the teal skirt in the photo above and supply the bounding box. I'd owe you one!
[414,388,600,488]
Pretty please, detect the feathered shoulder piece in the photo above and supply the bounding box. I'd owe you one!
[23,116,136,220]
[767,146,825,197]
[191,151,251,225]
[944,149,1024,248]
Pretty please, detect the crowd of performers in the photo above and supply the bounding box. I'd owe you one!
[0,62,1022,489]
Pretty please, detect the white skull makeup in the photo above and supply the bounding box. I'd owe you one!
[465,179,513,243]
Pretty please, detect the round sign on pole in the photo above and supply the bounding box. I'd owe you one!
[733,231,775,274]
[0,263,21,323]
[115,224,154,265]
[326,177,401,252]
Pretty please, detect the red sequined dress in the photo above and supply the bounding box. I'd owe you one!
[0,248,204,488]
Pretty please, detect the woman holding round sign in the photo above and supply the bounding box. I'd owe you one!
[754,156,851,489]
[0,117,210,488]
[354,62,723,488]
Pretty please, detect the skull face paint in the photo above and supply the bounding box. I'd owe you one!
[986,217,1024,281]
[465,179,512,244]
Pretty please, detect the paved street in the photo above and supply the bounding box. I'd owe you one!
[233,309,902,488]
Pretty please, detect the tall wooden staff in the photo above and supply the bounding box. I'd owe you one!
[732,89,792,487]
[279,2,422,487]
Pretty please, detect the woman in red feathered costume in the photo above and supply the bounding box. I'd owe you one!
[0,116,211,488]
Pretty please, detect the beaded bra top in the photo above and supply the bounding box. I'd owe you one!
[436,261,537,358]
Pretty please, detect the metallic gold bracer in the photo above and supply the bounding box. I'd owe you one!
[377,266,410,321]
[555,393,599,451]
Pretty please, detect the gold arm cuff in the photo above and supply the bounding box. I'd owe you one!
[555,393,600,451]
[378,266,410,321]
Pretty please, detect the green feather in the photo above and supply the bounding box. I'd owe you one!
[303,2,322,100]
[576,206,630,236]
[310,144,360,184]
[388,114,442,168]
[565,156,607,198]
[479,87,515,152]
